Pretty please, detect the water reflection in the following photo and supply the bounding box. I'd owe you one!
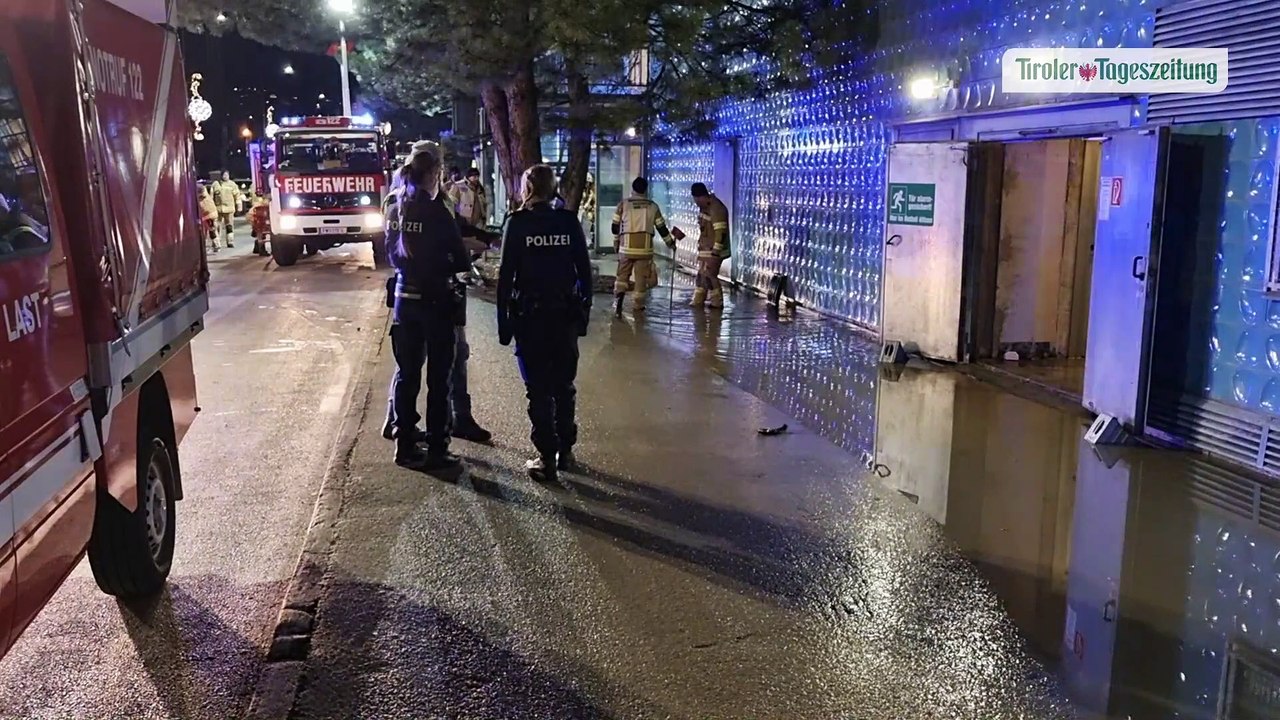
[872,364,1280,720]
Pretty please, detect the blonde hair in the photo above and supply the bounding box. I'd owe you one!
[519,164,557,209]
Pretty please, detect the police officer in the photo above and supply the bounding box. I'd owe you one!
[385,143,471,470]
[381,143,495,445]
[497,164,593,482]
[611,176,674,316]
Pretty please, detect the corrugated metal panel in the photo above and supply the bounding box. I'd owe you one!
[1148,0,1280,124]
[1148,391,1280,477]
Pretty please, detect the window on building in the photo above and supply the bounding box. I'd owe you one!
[0,54,51,260]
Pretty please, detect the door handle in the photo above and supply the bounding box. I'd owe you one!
[886,234,903,247]
[1131,256,1146,281]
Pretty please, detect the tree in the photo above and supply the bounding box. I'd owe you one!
[179,0,877,211]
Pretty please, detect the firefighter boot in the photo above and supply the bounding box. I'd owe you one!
[614,293,625,318]
[690,288,707,307]
[709,289,725,309]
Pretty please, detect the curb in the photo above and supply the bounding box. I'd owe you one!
[245,308,390,720]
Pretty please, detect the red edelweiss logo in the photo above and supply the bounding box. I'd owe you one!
[1079,63,1099,81]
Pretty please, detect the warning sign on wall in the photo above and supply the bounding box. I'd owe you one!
[887,183,936,226]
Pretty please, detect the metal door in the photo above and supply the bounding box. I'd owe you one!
[1082,128,1170,430]
[882,143,970,362]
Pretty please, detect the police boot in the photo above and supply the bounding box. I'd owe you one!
[382,408,395,440]
[614,293,625,318]
[527,454,559,483]
[394,438,430,469]
[422,448,463,472]
[557,449,577,472]
[690,288,707,307]
[452,416,493,443]
[708,289,725,309]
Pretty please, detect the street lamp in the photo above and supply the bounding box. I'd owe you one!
[283,64,295,75]
[241,127,253,140]
[328,0,354,116]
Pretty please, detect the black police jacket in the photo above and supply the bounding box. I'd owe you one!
[386,187,471,301]
[497,201,592,335]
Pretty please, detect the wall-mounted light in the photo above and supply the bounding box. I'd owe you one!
[625,127,637,138]
[909,76,939,100]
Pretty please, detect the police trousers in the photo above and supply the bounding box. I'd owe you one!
[386,326,471,429]
[515,310,580,457]
[390,298,457,451]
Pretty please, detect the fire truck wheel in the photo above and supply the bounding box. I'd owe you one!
[87,423,177,598]
[272,237,302,266]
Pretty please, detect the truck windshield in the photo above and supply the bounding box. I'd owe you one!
[275,134,381,174]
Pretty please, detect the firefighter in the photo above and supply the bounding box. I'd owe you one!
[690,182,730,309]
[611,176,674,316]
[497,164,593,482]
[381,142,494,445]
[211,171,243,248]
[198,186,219,252]
[448,167,489,229]
[248,193,271,256]
[385,142,472,471]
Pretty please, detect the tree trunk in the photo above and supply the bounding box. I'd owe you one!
[480,83,518,211]
[504,61,542,197]
[559,71,592,212]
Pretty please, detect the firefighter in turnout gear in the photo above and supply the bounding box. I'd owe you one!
[497,165,593,482]
[448,167,489,229]
[385,143,472,471]
[690,182,730,309]
[211,171,243,248]
[611,177,674,316]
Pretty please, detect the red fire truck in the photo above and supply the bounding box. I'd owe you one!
[0,0,206,657]
[267,115,393,266]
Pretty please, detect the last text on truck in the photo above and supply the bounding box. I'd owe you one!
[0,0,207,658]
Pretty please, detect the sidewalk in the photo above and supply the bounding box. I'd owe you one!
[284,283,1075,719]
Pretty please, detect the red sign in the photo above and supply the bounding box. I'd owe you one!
[303,116,352,128]
[281,175,381,195]
[1110,177,1123,206]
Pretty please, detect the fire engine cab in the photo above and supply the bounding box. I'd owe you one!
[0,0,207,658]
[266,115,393,266]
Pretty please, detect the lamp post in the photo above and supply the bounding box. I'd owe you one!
[328,0,354,116]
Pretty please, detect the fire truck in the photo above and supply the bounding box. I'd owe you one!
[0,0,207,657]
[266,115,393,266]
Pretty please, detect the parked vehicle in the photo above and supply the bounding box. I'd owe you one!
[0,0,207,657]
[266,115,393,266]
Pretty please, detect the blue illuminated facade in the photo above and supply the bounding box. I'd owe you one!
[652,0,1159,328]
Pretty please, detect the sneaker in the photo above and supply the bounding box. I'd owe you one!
[557,450,577,472]
[526,456,558,483]
[226,240,235,248]
[381,416,395,440]
[452,417,493,443]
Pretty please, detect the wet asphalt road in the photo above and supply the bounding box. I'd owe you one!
[290,284,1080,720]
[0,233,386,719]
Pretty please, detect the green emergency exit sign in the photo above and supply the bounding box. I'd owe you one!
[888,183,936,226]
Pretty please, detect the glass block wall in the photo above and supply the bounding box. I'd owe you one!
[650,143,714,267]
[649,0,1158,329]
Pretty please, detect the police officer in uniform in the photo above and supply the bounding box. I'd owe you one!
[386,143,472,470]
[497,165,593,482]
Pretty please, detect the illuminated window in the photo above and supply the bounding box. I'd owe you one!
[0,54,51,260]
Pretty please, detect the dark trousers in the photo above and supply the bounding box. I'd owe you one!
[515,312,580,457]
[386,326,470,429]
[390,299,457,451]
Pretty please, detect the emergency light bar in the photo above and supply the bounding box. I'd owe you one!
[276,115,385,131]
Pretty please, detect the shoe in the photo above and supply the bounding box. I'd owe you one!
[452,417,493,443]
[226,241,235,248]
[690,288,707,307]
[382,416,394,440]
[526,455,558,483]
[708,289,724,309]
[389,425,425,442]
[422,450,463,471]
[557,450,577,472]
[614,294,625,318]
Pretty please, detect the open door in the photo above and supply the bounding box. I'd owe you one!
[882,142,970,362]
[1082,128,1170,430]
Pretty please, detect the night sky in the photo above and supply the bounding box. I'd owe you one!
[181,31,450,178]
